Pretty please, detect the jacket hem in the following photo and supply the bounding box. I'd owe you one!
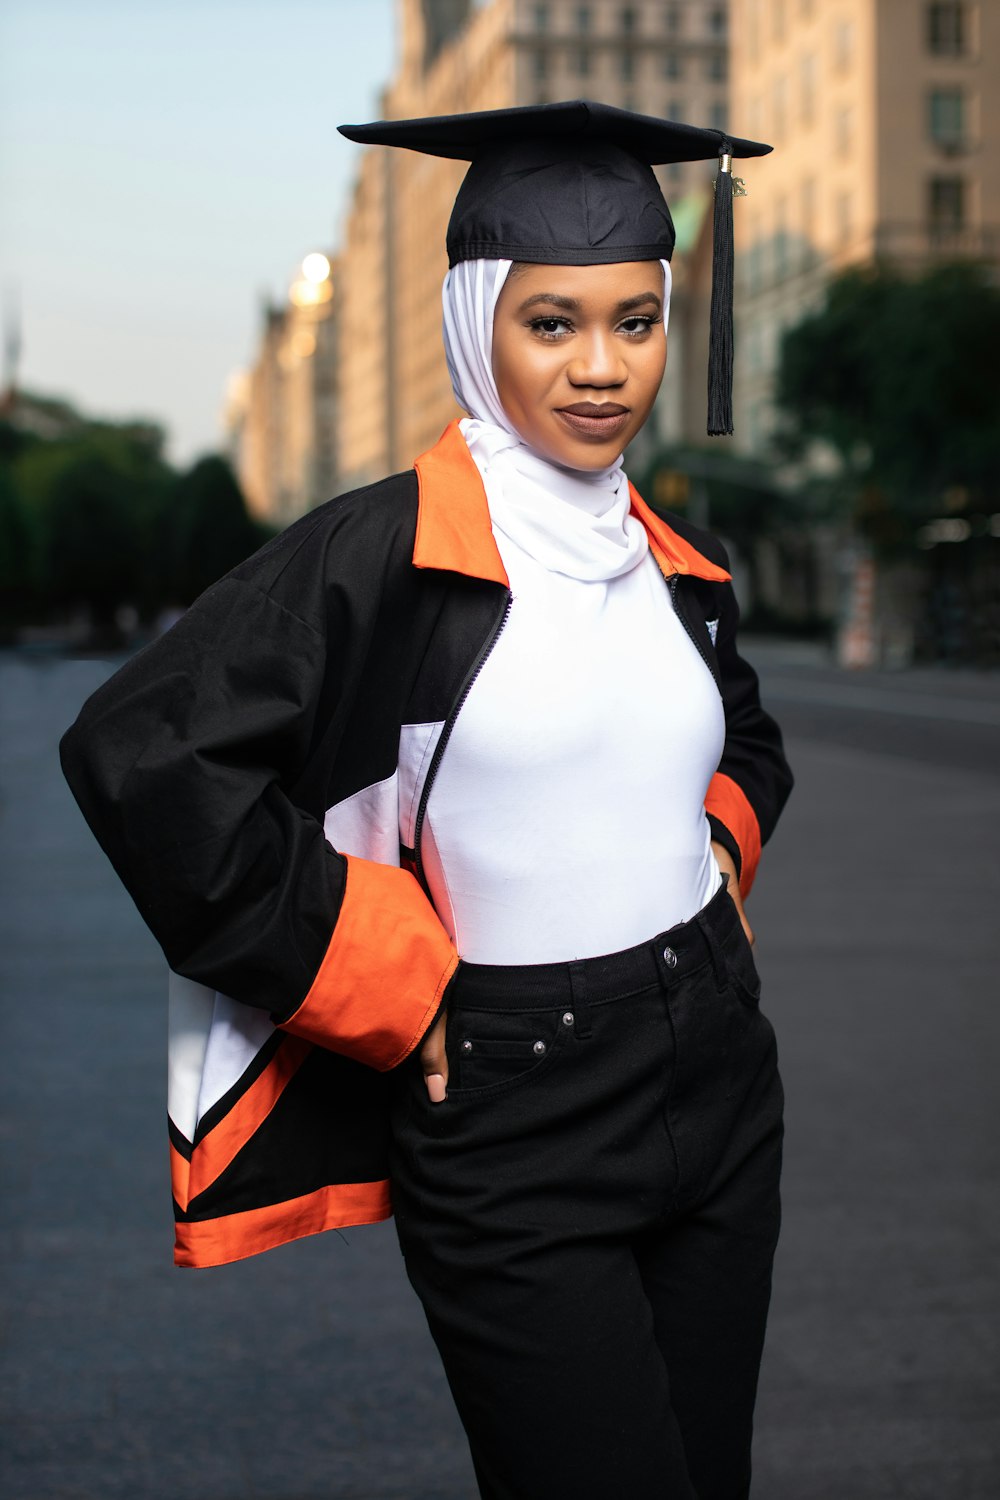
[173,1179,393,1269]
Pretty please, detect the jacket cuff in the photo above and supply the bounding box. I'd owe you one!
[705,772,762,896]
[278,854,458,1071]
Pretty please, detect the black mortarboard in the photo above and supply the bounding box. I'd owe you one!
[338,100,772,436]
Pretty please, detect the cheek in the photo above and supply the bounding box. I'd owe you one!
[494,342,552,421]
[637,339,667,404]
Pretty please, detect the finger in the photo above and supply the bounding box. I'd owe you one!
[725,880,755,948]
[419,1008,448,1102]
[732,894,755,948]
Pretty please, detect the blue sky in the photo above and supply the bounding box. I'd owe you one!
[0,0,395,465]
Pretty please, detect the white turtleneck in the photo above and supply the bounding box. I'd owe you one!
[419,421,725,965]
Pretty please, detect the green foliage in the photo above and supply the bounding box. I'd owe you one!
[775,262,1000,546]
[2,398,264,634]
[166,455,263,605]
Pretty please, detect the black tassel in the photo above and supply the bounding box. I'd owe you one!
[708,148,735,437]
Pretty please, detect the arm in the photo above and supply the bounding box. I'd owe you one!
[59,541,456,1072]
[704,580,793,899]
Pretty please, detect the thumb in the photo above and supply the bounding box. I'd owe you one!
[419,1007,449,1103]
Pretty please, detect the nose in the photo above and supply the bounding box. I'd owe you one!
[566,330,628,390]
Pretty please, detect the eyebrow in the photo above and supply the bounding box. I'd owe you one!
[517,291,663,314]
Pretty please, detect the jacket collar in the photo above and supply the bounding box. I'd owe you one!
[412,420,730,587]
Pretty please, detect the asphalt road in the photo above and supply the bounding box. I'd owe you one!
[1,646,998,1500]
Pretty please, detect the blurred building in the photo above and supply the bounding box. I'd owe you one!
[228,253,339,525]
[337,0,734,492]
[731,0,999,454]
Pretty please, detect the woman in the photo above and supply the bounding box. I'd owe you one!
[61,102,791,1499]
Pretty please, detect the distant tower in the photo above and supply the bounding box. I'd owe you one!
[1,285,22,404]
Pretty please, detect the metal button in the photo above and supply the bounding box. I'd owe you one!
[532,1040,546,1055]
[460,1039,473,1054]
[562,1012,574,1027]
[662,946,678,969]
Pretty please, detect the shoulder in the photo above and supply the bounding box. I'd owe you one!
[225,470,419,610]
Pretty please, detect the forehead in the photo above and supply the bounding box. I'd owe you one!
[501,260,665,305]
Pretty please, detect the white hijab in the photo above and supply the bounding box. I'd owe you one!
[441,256,672,582]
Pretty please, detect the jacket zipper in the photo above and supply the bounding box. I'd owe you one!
[668,573,720,691]
[413,589,513,889]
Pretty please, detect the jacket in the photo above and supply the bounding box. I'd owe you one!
[59,419,793,1269]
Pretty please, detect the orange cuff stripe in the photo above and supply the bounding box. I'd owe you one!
[705,772,762,896]
[173,1179,392,1269]
[282,854,458,1071]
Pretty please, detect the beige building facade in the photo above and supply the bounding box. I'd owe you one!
[230,254,339,525]
[336,0,735,492]
[730,0,999,454]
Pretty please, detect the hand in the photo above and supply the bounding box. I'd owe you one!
[419,1006,449,1103]
[711,840,754,947]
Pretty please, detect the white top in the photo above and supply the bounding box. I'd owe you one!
[421,435,725,964]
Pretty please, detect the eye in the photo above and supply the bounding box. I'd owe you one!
[617,315,661,337]
[527,315,573,339]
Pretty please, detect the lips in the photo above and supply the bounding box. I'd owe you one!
[555,403,632,439]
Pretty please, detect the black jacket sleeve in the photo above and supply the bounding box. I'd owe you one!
[59,485,458,1071]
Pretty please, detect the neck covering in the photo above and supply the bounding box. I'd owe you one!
[442,257,672,583]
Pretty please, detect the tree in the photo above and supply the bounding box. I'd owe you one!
[165,455,264,605]
[774,262,1000,551]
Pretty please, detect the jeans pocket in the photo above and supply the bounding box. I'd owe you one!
[446,1004,568,1098]
[723,922,762,1009]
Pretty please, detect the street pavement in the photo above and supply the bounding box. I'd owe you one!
[1,645,998,1500]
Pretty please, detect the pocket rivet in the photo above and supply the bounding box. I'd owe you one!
[533,1040,546,1055]
[461,1039,473,1054]
[562,1012,574,1026]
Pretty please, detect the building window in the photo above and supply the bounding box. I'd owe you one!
[668,162,684,184]
[710,101,727,132]
[748,0,761,61]
[928,87,966,147]
[575,4,592,33]
[835,105,854,158]
[621,5,637,33]
[800,53,816,126]
[927,2,966,55]
[664,53,683,78]
[707,53,727,81]
[533,49,548,81]
[773,75,787,140]
[709,7,726,35]
[621,50,635,81]
[666,97,684,122]
[533,3,550,31]
[837,190,853,245]
[775,198,789,280]
[800,177,817,265]
[928,175,966,232]
[576,46,592,76]
[665,5,681,33]
[834,18,854,71]
[773,0,786,41]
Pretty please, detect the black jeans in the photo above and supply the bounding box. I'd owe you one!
[389,880,784,1500]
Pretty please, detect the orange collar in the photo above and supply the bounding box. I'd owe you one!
[412,420,730,587]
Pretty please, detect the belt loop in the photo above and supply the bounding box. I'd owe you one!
[568,961,593,1040]
[694,910,727,993]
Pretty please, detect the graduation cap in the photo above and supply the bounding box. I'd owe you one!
[338,100,772,437]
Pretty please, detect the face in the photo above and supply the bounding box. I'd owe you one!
[491,260,667,471]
